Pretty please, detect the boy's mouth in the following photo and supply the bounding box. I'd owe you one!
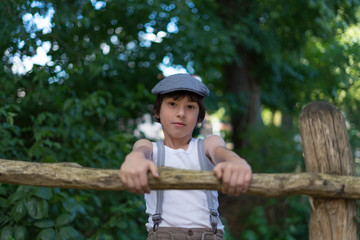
[173,122,185,127]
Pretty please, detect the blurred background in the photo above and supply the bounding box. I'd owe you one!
[1,0,360,239]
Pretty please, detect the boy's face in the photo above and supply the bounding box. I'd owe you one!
[157,95,200,141]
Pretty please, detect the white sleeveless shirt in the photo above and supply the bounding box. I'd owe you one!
[144,138,224,231]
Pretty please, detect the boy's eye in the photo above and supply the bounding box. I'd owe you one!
[168,102,176,106]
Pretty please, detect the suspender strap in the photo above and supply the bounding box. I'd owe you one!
[197,139,219,234]
[152,140,165,232]
[197,139,213,172]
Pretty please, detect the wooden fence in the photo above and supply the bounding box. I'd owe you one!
[0,101,358,239]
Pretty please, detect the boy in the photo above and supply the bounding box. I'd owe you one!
[120,74,252,240]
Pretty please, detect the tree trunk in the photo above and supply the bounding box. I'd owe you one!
[224,49,262,149]
[215,1,263,236]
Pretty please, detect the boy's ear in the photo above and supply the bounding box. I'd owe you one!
[154,113,161,122]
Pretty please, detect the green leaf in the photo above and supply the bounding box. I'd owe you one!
[0,197,8,208]
[24,198,48,219]
[63,99,74,111]
[16,185,33,194]
[0,186,7,196]
[55,213,74,227]
[37,228,56,240]
[0,225,13,240]
[61,198,86,215]
[58,226,82,240]
[8,192,24,203]
[10,200,26,222]
[0,215,9,228]
[13,225,27,240]
[54,234,66,240]
[242,230,257,240]
[34,219,55,228]
[32,188,53,200]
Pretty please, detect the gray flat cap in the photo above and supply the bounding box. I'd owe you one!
[151,73,210,97]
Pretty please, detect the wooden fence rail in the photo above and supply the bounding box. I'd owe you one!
[0,159,360,199]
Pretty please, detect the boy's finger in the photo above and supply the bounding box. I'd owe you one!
[227,172,242,196]
[139,170,151,193]
[213,163,224,179]
[119,173,126,185]
[132,177,142,194]
[149,163,159,178]
[126,177,137,193]
[243,173,252,192]
[221,168,232,194]
[230,173,242,195]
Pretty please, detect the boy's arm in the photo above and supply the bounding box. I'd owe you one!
[119,139,158,194]
[204,135,252,196]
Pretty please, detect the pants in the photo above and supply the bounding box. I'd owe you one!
[146,227,224,240]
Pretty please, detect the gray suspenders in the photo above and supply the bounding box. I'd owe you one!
[152,140,165,232]
[152,139,219,234]
[197,139,219,234]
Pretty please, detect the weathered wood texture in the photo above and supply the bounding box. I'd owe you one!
[1,159,360,199]
[299,101,358,240]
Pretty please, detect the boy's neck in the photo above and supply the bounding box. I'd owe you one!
[163,136,192,150]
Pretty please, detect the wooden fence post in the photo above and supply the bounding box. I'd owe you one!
[299,101,358,240]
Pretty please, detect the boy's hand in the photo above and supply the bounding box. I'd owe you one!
[205,135,252,196]
[119,140,158,194]
[213,156,252,196]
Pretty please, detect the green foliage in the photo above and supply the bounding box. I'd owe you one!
[223,125,309,239]
[0,1,152,237]
[0,185,82,239]
[0,83,148,238]
[241,197,309,240]
[239,125,304,173]
[1,0,360,239]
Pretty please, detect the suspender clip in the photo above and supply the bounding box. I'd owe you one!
[152,213,162,232]
[210,209,218,234]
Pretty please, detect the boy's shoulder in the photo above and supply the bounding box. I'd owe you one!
[204,135,225,146]
[204,134,226,153]
[133,139,153,151]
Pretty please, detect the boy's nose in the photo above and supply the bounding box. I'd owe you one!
[177,107,185,117]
